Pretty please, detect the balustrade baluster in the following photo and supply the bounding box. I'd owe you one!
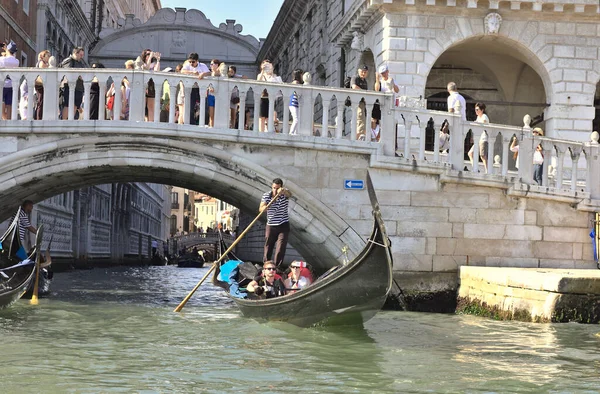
[98,80,106,121]
[168,84,176,124]
[253,91,260,132]
[541,145,551,186]
[198,86,206,127]
[83,81,91,120]
[418,119,426,160]
[26,75,35,120]
[267,90,276,133]
[182,86,191,125]
[67,81,76,121]
[112,79,122,120]
[336,105,344,139]
[501,137,510,176]
[238,90,246,131]
[351,105,358,141]
[153,80,161,122]
[322,101,330,139]
[10,73,18,120]
[433,118,440,163]
[281,92,290,135]
[555,149,565,189]
[403,122,412,159]
[571,151,581,192]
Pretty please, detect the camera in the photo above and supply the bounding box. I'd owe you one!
[254,286,264,296]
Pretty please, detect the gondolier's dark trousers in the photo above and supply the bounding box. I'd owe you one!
[264,221,290,266]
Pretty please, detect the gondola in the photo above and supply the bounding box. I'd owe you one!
[0,209,44,308]
[176,252,205,268]
[212,173,394,327]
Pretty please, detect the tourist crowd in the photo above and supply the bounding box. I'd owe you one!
[0,43,403,140]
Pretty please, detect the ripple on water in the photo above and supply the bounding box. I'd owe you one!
[1,266,600,393]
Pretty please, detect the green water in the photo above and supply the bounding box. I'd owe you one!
[2,266,600,393]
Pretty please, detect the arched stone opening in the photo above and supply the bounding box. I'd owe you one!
[357,49,376,90]
[425,36,549,128]
[0,138,363,271]
[594,81,600,132]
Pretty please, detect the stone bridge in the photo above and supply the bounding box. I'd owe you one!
[1,69,599,286]
[169,232,234,252]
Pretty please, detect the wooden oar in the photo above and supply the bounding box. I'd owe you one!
[29,250,42,305]
[30,226,54,305]
[174,187,284,312]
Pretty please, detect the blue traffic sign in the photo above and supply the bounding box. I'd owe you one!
[344,179,364,190]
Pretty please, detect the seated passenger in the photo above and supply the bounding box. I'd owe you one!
[247,261,286,298]
[284,261,312,294]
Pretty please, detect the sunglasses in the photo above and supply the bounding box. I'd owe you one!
[291,266,301,269]
[264,267,276,271]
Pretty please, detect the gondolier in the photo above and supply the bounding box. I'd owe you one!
[260,178,292,267]
[16,200,37,249]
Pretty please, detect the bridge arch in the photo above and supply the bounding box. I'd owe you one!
[422,33,552,128]
[0,135,363,270]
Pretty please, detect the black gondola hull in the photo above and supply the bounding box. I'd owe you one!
[229,217,393,327]
[0,263,35,308]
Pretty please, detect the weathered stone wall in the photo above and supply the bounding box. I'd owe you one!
[263,0,599,140]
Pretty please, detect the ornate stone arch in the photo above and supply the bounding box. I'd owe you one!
[420,19,553,104]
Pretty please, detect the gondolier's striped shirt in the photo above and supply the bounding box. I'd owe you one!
[14,209,31,242]
[261,192,289,226]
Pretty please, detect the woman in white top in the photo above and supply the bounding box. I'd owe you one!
[468,102,490,172]
[256,59,283,132]
[510,127,544,185]
[134,49,161,122]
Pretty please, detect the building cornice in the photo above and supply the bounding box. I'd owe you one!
[330,0,384,48]
[256,0,311,62]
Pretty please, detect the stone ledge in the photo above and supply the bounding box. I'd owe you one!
[458,266,600,323]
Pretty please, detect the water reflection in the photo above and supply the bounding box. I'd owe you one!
[2,266,600,393]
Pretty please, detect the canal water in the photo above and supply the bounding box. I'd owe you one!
[2,265,600,393]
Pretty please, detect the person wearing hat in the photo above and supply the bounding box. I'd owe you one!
[351,65,369,140]
[510,127,545,185]
[372,64,399,141]
[284,261,312,294]
[0,40,20,120]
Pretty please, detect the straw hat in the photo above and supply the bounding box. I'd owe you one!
[532,127,544,136]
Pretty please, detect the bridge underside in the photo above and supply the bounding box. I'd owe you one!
[0,133,366,272]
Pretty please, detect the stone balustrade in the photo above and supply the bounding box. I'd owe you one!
[170,232,234,250]
[1,68,599,201]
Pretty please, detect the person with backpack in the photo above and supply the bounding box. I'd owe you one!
[59,47,86,120]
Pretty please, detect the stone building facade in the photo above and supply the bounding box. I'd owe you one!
[0,0,37,66]
[25,183,170,262]
[260,0,600,140]
[89,8,261,75]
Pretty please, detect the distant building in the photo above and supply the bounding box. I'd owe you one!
[0,0,38,66]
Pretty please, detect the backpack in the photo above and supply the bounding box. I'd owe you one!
[343,76,352,89]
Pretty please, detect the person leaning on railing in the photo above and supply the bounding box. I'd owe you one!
[372,64,399,142]
[59,47,86,120]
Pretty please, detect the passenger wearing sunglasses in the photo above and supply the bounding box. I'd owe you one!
[247,261,286,298]
[284,261,312,294]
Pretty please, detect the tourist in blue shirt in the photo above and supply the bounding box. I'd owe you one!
[260,178,292,266]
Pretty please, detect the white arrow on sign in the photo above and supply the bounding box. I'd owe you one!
[345,180,363,189]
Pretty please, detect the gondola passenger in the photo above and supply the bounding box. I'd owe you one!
[247,261,286,298]
[284,261,312,294]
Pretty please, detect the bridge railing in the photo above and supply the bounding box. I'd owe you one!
[392,105,600,199]
[0,68,394,150]
[1,68,598,199]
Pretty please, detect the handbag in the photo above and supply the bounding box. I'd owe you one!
[107,95,114,110]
